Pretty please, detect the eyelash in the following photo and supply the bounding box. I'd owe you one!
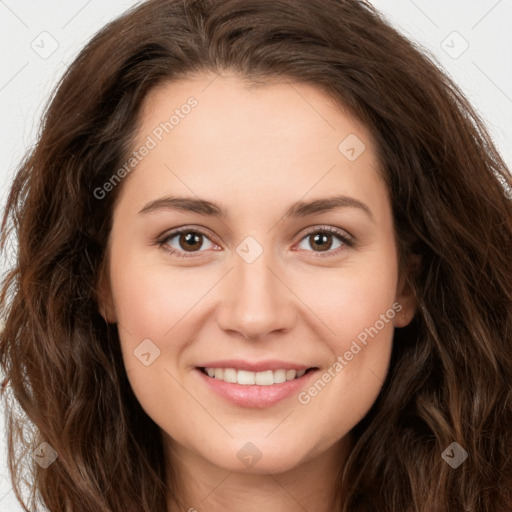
[156,226,355,258]
[156,225,354,259]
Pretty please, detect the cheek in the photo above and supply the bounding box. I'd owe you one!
[107,242,204,393]
[109,255,198,434]
[297,311,396,450]
[298,257,399,355]
[110,241,209,340]
[292,252,398,429]
[335,274,397,355]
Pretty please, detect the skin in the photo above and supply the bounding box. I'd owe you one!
[98,72,416,511]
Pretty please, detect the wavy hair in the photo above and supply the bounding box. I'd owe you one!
[1,0,511,510]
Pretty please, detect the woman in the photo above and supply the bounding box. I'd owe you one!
[1,0,511,510]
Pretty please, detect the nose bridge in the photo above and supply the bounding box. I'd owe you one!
[217,240,294,339]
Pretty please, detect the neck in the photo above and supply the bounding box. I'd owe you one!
[164,434,351,512]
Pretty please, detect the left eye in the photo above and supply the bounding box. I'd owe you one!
[296,227,351,254]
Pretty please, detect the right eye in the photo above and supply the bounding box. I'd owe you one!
[158,228,220,258]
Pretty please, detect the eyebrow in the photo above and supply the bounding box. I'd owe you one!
[138,194,374,222]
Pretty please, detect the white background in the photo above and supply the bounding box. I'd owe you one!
[1,0,511,509]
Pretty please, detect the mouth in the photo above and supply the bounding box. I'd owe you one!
[198,366,318,385]
[195,365,320,408]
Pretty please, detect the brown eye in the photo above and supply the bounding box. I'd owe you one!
[307,232,334,252]
[161,229,216,257]
[296,226,353,256]
[177,232,203,252]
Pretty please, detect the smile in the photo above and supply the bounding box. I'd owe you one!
[199,367,315,385]
[195,364,320,408]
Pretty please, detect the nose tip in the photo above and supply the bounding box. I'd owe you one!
[216,255,296,340]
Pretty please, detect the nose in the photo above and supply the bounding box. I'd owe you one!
[216,247,297,340]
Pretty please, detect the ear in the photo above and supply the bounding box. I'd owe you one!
[95,257,117,324]
[394,253,421,328]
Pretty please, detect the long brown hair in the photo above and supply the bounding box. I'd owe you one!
[1,0,511,510]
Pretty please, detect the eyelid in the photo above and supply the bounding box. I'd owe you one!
[299,225,354,245]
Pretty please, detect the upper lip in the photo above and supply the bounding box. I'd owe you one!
[196,359,317,372]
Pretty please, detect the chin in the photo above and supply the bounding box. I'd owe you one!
[204,437,314,474]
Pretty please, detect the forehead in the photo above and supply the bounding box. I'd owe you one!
[137,72,374,152]
[119,72,389,221]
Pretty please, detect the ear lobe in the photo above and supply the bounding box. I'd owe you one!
[394,253,421,328]
[95,260,117,324]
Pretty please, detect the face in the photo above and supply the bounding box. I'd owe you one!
[99,72,415,476]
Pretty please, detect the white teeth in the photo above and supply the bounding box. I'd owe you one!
[223,368,237,383]
[286,369,297,381]
[237,370,255,385]
[203,367,311,385]
[255,370,274,386]
[273,369,287,384]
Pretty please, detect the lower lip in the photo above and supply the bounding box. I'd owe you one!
[195,368,318,408]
